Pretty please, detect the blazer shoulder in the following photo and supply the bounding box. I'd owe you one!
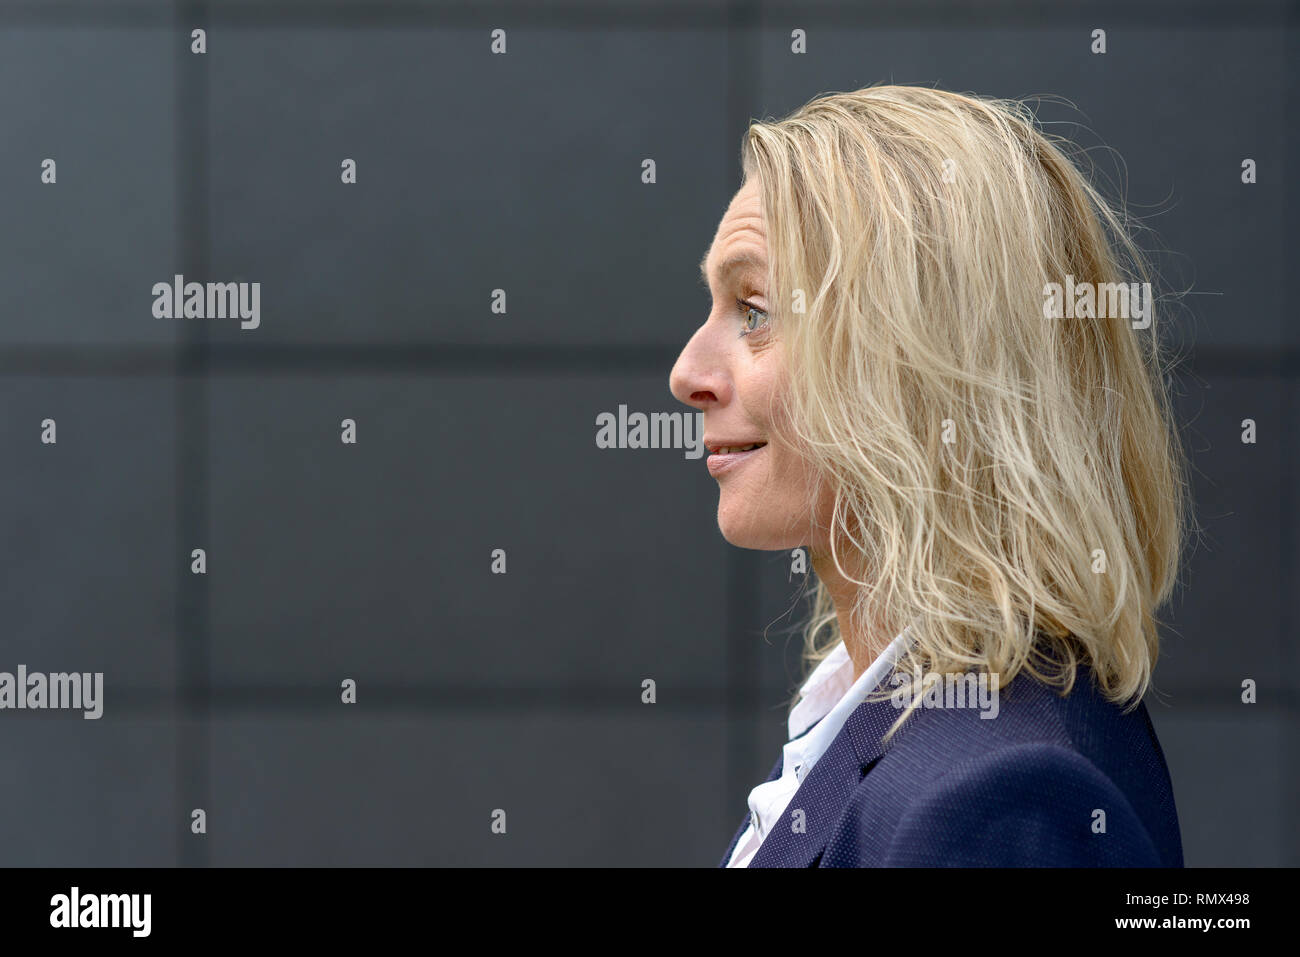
[901,740,1161,865]
[825,740,1164,866]
[822,668,1183,867]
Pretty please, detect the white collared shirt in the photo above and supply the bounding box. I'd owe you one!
[726,626,912,867]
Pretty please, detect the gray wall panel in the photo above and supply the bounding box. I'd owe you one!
[0,0,1291,868]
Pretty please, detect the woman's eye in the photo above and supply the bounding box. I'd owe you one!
[737,299,770,336]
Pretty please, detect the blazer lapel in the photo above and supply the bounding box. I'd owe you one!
[718,752,784,867]
[748,695,906,867]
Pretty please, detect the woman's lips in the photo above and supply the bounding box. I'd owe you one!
[706,443,766,477]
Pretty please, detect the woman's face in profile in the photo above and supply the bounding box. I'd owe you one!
[670,178,822,551]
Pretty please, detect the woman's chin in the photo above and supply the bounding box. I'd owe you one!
[716,514,797,551]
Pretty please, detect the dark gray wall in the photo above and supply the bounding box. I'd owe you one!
[0,0,1293,866]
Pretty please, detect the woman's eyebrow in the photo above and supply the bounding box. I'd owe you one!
[698,250,768,289]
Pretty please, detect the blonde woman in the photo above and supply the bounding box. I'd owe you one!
[670,85,1190,867]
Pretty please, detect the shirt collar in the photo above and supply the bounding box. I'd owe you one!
[788,626,913,740]
[742,625,914,847]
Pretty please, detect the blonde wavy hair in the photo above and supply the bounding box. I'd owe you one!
[741,85,1194,733]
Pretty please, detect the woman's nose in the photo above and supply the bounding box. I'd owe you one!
[669,326,726,411]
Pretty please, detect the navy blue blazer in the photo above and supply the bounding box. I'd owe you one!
[721,664,1183,867]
